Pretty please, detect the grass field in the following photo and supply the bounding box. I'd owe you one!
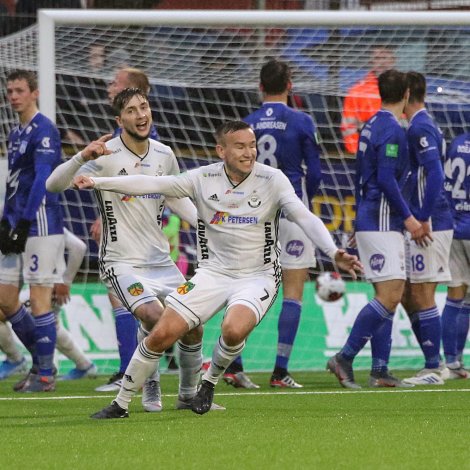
[1,370,469,470]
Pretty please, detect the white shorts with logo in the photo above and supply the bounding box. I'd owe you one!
[279,218,316,269]
[0,234,64,287]
[356,231,406,283]
[405,230,453,283]
[102,263,185,313]
[446,238,470,288]
[165,268,279,329]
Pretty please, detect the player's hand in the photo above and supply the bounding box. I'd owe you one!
[10,219,31,254]
[405,215,432,247]
[53,283,70,306]
[0,218,14,255]
[89,218,102,244]
[334,249,363,280]
[73,175,95,190]
[81,134,113,161]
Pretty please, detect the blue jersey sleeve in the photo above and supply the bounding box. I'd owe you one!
[302,116,322,201]
[22,125,61,221]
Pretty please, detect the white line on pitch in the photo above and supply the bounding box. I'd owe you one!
[0,388,470,401]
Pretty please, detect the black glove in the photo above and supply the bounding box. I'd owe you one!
[0,218,13,255]
[10,219,32,254]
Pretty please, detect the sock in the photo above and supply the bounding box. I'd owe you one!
[275,299,301,370]
[8,304,37,366]
[177,341,202,399]
[340,299,391,360]
[225,355,243,374]
[113,307,138,374]
[203,336,245,386]
[418,306,441,369]
[457,303,470,361]
[370,312,394,373]
[34,311,57,376]
[441,297,463,365]
[137,324,151,344]
[409,312,423,352]
[0,321,23,363]
[56,323,91,370]
[115,340,162,410]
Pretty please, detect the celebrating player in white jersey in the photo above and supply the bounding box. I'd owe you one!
[47,88,212,413]
[77,120,363,418]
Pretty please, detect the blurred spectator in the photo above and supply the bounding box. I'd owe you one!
[340,46,396,154]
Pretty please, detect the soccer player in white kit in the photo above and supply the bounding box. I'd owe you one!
[47,88,209,412]
[78,121,363,418]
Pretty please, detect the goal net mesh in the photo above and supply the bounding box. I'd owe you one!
[1,18,469,371]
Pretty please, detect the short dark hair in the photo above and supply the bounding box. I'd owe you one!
[378,69,408,104]
[260,59,291,94]
[112,87,148,115]
[214,121,251,145]
[406,71,426,104]
[122,67,151,94]
[7,70,38,91]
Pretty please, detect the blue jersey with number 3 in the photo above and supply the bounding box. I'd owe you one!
[244,102,321,206]
[445,132,470,239]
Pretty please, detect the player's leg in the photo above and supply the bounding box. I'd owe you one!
[90,306,190,419]
[327,231,405,389]
[271,218,314,388]
[0,310,27,379]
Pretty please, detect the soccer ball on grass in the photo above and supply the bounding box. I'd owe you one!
[315,271,346,302]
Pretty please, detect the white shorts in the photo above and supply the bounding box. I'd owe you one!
[447,239,470,288]
[102,263,185,313]
[279,218,316,269]
[405,230,453,283]
[356,231,406,282]
[165,268,279,329]
[0,235,64,287]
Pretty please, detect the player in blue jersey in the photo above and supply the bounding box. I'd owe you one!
[327,69,428,389]
[397,72,454,385]
[0,70,64,392]
[237,58,322,388]
[440,131,470,379]
[93,67,159,392]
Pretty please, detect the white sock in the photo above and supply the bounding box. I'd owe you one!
[177,341,202,399]
[56,324,91,370]
[137,324,151,344]
[0,321,23,363]
[115,340,162,410]
[203,336,245,386]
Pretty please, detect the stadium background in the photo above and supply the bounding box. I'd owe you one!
[0,0,469,373]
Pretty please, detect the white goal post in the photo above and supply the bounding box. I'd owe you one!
[38,9,470,123]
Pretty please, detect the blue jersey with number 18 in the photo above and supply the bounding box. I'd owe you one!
[445,132,470,239]
[244,102,321,206]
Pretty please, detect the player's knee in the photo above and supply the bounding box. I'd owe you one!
[135,301,163,326]
[221,324,247,347]
[181,324,203,345]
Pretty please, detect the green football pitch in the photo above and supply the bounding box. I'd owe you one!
[1,371,469,470]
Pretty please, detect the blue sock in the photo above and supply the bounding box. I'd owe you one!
[34,311,57,376]
[341,299,391,361]
[113,307,138,373]
[8,304,38,367]
[232,355,243,368]
[441,297,463,365]
[457,303,470,360]
[275,299,302,370]
[409,312,422,351]
[418,306,441,369]
[370,314,394,372]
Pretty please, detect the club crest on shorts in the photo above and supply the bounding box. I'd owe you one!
[127,282,144,296]
[177,281,195,295]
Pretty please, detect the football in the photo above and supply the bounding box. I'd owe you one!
[315,271,346,302]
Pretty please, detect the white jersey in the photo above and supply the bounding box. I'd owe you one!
[77,136,178,269]
[94,161,339,280]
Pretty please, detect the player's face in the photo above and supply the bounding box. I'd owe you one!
[217,128,257,183]
[108,70,129,103]
[6,79,38,117]
[117,94,152,141]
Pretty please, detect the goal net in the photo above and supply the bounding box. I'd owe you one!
[1,10,470,371]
